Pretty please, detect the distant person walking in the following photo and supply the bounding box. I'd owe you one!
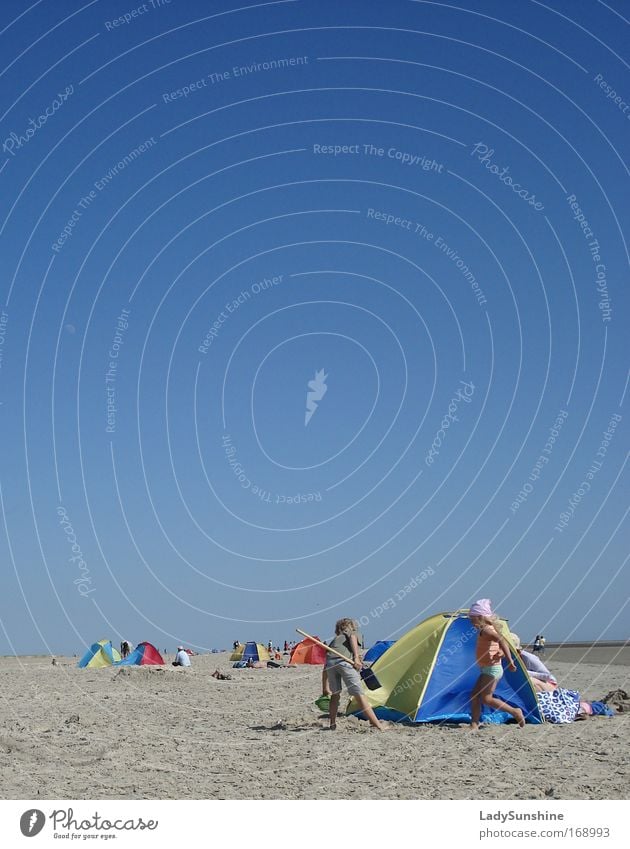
[468,599,525,730]
[533,635,542,654]
[325,618,383,731]
[172,646,191,667]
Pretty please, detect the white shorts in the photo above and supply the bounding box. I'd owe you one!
[326,662,363,697]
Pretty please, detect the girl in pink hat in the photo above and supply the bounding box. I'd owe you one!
[468,599,525,730]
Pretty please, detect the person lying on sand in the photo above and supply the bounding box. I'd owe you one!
[211,670,232,680]
[530,676,556,693]
[325,618,384,731]
[511,633,557,686]
[469,599,525,729]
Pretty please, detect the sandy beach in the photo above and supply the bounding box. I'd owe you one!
[1,649,628,800]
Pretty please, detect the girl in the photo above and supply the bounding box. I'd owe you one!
[325,618,383,731]
[469,599,525,729]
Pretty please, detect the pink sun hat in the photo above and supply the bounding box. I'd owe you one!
[469,598,493,617]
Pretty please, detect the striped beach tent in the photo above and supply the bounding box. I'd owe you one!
[77,640,121,668]
[348,611,543,724]
[118,641,164,666]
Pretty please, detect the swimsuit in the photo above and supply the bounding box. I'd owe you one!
[479,664,504,679]
[476,626,504,678]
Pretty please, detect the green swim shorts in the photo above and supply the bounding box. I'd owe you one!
[479,664,504,679]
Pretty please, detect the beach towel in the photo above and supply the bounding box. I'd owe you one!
[537,687,580,723]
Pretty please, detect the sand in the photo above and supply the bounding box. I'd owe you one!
[0,651,628,800]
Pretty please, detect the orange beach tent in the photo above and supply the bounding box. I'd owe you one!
[289,636,327,665]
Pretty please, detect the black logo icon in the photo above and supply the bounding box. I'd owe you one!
[20,810,45,837]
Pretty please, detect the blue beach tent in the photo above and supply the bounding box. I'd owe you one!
[364,640,396,664]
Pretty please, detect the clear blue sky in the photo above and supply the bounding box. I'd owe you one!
[0,0,628,655]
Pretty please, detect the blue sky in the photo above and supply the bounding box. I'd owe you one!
[0,0,628,655]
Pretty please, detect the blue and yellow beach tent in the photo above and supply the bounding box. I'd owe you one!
[77,639,121,668]
[230,641,270,663]
[348,612,543,724]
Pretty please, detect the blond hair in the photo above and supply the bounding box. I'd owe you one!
[472,613,501,632]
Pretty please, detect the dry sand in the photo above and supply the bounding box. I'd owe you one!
[1,650,628,800]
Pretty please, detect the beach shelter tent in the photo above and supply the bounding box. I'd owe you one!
[289,636,327,665]
[77,640,121,668]
[364,640,396,664]
[118,641,164,666]
[230,643,245,660]
[230,641,270,662]
[348,612,543,724]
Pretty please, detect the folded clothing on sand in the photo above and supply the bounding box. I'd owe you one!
[602,689,630,713]
[589,701,615,717]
